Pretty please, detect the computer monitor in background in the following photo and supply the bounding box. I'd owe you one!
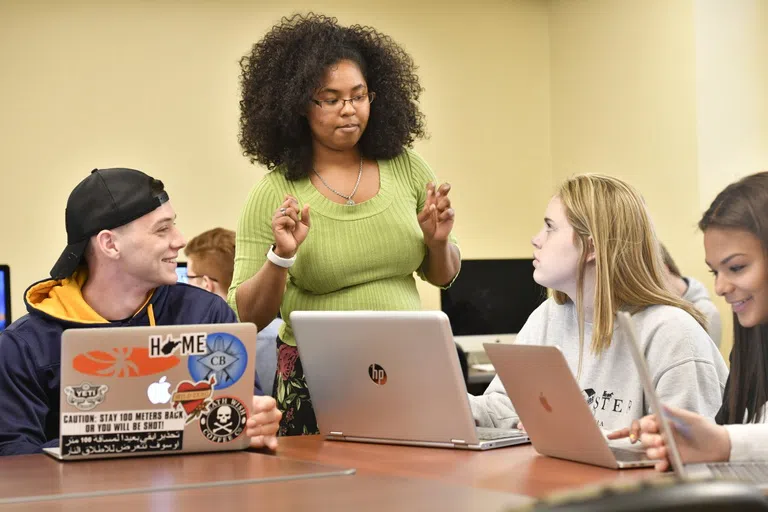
[0,265,11,331]
[440,259,546,355]
[175,261,188,284]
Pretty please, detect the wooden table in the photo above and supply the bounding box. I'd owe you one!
[276,435,656,497]
[0,449,529,512]
[0,435,657,511]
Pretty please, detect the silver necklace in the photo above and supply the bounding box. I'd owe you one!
[313,156,363,206]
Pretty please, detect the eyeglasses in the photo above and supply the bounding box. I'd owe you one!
[187,274,218,283]
[311,92,376,111]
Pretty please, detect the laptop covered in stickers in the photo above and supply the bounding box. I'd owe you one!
[44,323,257,460]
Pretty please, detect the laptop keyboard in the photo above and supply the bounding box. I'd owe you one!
[476,427,526,441]
[706,462,768,482]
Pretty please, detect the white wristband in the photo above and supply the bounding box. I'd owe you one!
[267,245,296,268]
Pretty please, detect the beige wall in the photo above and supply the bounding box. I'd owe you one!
[549,0,768,358]
[0,0,553,319]
[549,0,703,319]
[550,0,702,258]
[695,0,768,358]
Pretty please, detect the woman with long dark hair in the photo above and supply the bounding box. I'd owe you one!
[611,171,768,471]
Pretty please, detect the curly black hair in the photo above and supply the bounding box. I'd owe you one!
[238,13,427,180]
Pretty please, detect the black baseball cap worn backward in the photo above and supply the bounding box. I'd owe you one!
[50,168,169,280]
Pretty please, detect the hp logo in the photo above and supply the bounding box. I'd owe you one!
[368,364,387,385]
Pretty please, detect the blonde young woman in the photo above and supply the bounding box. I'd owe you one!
[469,174,728,432]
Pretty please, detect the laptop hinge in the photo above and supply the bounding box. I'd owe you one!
[330,431,343,436]
[451,439,467,445]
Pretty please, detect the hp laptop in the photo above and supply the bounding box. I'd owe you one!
[484,342,657,468]
[618,311,768,489]
[291,310,529,450]
[45,323,257,460]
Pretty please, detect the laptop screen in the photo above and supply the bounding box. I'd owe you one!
[175,261,188,284]
[0,265,10,331]
[440,259,546,351]
[617,311,686,474]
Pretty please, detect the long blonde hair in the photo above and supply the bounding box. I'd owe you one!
[551,174,707,355]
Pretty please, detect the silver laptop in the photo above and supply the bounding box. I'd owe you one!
[618,311,768,489]
[291,310,529,450]
[484,342,657,468]
[45,323,258,460]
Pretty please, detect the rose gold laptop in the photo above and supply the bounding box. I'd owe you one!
[44,323,257,461]
[484,342,657,469]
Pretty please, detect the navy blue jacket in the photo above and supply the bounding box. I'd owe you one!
[0,273,262,456]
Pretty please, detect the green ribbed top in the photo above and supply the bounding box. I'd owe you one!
[228,148,457,346]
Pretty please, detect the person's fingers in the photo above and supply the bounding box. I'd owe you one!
[274,217,296,232]
[273,197,300,219]
[417,193,434,223]
[438,208,455,222]
[640,432,664,448]
[249,408,281,427]
[246,421,280,440]
[264,435,278,450]
[436,182,451,198]
[417,209,432,225]
[654,459,669,472]
[246,411,281,431]
[247,407,282,431]
[647,445,668,461]
[436,196,451,211]
[606,427,630,440]
[627,419,641,443]
[251,396,278,413]
[422,182,437,211]
[283,208,300,224]
[639,414,660,433]
[249,434,278,450]
[300,204,311,228]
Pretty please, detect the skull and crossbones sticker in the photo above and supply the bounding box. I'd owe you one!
[199,397,247,443]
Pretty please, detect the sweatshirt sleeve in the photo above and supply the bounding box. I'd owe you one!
[0,331,54,456]
[724,424,768,462]
[468,374,520,429]
[646,312,728,420]
[466,301,549,428]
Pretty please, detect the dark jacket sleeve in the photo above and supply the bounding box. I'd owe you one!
[0,331,56,455]
[208,297,265,397]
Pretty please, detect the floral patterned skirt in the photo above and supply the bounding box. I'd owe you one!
[273,336,320,436]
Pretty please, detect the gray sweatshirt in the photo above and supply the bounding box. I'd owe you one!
[469,298,729,432]
[683,277,722,348]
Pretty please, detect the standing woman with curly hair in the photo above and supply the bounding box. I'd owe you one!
[228,13,461,436]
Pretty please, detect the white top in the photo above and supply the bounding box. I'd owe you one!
[724,408,768,462]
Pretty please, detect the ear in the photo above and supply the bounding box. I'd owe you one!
[202,276,216,293]
[93,230,120,261]
[584,236,596,263]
